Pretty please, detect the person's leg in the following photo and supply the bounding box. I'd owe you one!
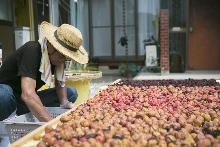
[37,86,78,106]
[16,86,78,115]
[66,86,78,103]
[37,88,59,107]
[0,84,17,121]
[14,92,29,115]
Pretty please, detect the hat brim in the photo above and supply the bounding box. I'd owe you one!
[41,21,89,64]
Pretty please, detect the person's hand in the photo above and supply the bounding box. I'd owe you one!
[60,100,76,109]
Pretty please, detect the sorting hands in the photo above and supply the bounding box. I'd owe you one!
[60,100,76,109]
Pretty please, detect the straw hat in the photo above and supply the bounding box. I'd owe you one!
[40,21,88,64]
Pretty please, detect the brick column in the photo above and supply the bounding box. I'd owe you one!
[160,9,169,75]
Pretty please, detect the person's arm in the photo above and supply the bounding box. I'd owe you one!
[55,79,67,104]
[55,79,75,108]
[21,77,53,122]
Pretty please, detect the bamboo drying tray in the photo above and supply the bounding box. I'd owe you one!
[10,79,121,147]
[65,70,102,81]
[65,71,102,105]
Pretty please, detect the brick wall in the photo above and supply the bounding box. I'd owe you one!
[160,9,169,75]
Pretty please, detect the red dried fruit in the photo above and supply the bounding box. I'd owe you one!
[96,136,105,143]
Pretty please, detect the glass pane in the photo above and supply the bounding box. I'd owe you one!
[93,28,111,56]
[169,33,186,72]
[0,0,12,21]
[77,0,89,52]
[92,0,110,26]
[138,0,160,55]
[36,0,49,24]
[168,0,187,72]
[169,0,187,28]
[169,33,186,57]
[115,27,135,56]
[114,0,135,57]
[114,0,134,26]
[59,0,70,24]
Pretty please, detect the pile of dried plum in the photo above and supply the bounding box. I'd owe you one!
[37,79,220,147]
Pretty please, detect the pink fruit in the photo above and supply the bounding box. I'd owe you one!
[71,138,78,145]
[80,137,88,142]
[96,136,105,143]
[207,96,214,102]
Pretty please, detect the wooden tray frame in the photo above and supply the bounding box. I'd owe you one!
[10,79,121,147]
[11,79,218,146]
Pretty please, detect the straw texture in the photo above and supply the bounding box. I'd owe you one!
[40,21,88,64]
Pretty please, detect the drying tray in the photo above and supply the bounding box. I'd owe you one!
[10,79,121,147]
[65,70,102,81]
[11,79,219,146]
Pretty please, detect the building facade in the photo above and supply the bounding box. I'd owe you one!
[0,0,219,74]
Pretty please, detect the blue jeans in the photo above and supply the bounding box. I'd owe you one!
[0,84,78,121]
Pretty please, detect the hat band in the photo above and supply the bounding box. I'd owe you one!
[54,30,84,55]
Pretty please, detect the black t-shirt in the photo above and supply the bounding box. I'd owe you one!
[0,41,47,94]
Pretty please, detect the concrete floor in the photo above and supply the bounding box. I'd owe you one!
[134,70,220,80]
[89,67,131,98]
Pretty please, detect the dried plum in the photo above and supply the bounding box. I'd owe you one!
[113,135,125,140]
[102,126,111,132]
[214,106,220,111]
[174,127,181,131]
[214,87,220,90]
[115,79,220,87]
[203,128,220,138]
[54,134,62,140]
[165,125,174,131]
[85,134,99,139]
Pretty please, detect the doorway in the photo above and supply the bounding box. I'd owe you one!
[188,0,220,69]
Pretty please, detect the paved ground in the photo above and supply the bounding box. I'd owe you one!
[134,70,220,80]
[89,68,132,98]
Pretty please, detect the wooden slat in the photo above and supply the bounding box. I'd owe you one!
[10,108,73,147]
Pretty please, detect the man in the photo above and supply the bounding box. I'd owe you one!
[0,21,88,122]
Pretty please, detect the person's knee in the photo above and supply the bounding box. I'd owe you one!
[0,84,17,120]
[0,85,15,102]
[67,86,78,103]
